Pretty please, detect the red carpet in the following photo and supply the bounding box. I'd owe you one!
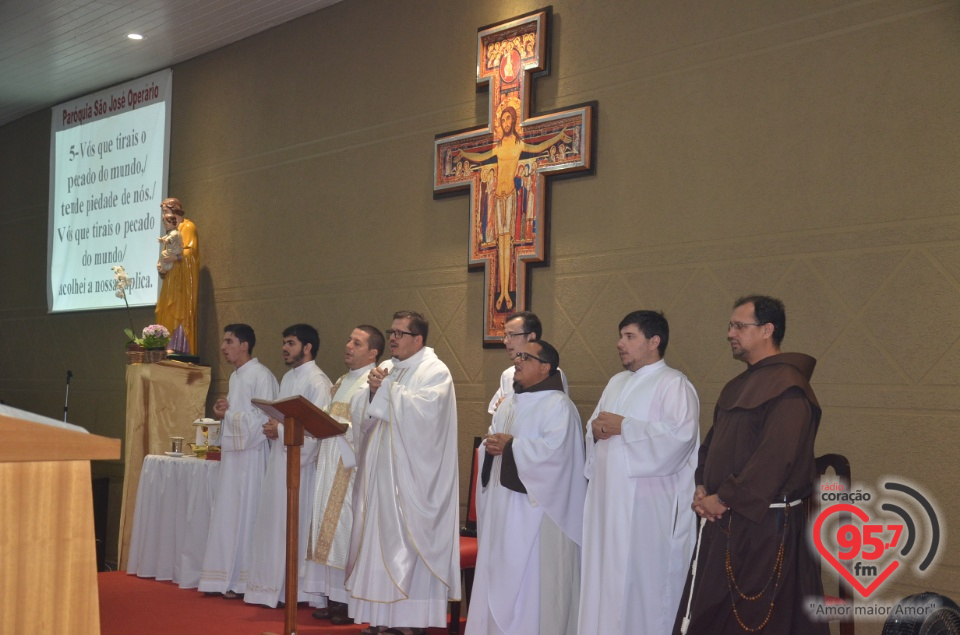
[99,572,462,635]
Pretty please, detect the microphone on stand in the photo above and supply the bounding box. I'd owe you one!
[63,370,73,422]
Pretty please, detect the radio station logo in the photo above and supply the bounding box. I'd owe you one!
[808,477,942,620]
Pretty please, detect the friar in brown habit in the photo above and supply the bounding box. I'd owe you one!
[673,295,829,635]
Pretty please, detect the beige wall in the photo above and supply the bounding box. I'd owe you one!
[2,1,959,628]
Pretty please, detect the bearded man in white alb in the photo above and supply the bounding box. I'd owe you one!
[244,324,332,607]
[199,324,278,598]
[345,311,459,635]
[303,325,384,625]
[467,339,585,635]
[578,310,700,635]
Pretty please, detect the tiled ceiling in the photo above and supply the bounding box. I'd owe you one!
[0,0,345,129]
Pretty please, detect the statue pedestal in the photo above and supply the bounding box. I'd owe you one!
[167,352,201,365]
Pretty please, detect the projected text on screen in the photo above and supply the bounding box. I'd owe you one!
[48,69,172,312]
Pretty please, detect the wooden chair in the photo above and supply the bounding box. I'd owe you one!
[449,436,482,635]
[809,453,855,635]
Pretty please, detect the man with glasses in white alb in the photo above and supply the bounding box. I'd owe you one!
[488,312,568,415]
[343,311,459,635]
[468,339,585,635]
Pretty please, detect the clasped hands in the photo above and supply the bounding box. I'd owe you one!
[591,411,624,441]
[691,484,728,522]
[263,419,280,440]
[484,432,513,456]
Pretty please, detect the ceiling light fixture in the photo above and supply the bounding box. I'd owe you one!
[127,33,144,40]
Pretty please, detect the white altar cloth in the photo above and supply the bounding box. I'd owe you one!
[126,454,219,588]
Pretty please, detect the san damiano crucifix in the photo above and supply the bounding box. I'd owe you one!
[434,7,595,344]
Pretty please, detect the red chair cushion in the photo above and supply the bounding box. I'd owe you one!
[459,536,478,569]
[823,595,848,607]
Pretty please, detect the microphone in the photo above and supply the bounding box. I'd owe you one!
[64,370,73,422]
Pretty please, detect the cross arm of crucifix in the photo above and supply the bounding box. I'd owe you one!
[524,127,574,153]
[455,126,574,165]
[455,146,493,163]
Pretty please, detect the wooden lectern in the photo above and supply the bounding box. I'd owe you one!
[252,396,348,635]
[0,411,121,635]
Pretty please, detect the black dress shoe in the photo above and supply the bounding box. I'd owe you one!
[330,613,355,625]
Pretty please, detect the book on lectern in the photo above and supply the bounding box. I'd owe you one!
[250,395,347,439]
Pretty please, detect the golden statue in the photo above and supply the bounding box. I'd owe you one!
[155,197,200,355]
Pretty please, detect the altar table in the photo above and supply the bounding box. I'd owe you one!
[126,454,219,588]
[118,360,212,569]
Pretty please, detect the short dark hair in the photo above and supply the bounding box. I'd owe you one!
[224,323,256,354]
[504,311,543,339]
[282,323,319,360]
[393,310,429,345]
[531,339,560,375]
[734,295,786,346]
[356,324,386,363]
[618,310,669,357]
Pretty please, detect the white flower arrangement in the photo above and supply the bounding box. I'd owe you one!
[112,266,170,349]
[112,265,137,342]
[112,265,130,299]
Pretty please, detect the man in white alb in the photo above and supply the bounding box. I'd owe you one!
[345,311,460,635]
[304,325,384,624]
[244,324,332,607]
[488,312,568,414]
[467,339,586,635]
[199,324,279,598]
[578,310,700,635]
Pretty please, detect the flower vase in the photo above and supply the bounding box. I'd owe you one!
[125,343,168,365]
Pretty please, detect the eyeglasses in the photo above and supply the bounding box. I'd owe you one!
[386,329,418,340]
[727,321,762,331]
[502,331,531,341]
[514,351,548,364]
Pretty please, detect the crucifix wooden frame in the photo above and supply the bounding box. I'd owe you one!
[434,6,596,344]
